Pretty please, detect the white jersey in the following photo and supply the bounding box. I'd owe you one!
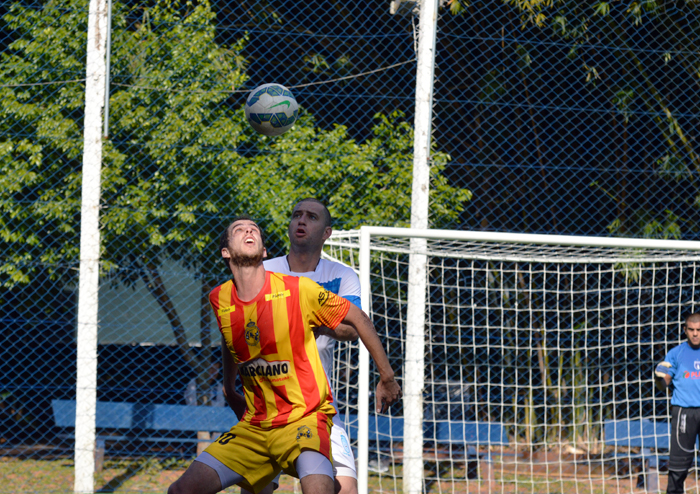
[263,256,361,427]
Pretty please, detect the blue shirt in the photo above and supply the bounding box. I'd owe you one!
[662,342,700,407]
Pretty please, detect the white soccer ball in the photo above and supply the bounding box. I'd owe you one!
[244,83,299,137]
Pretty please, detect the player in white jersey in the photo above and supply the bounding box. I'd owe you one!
[263,198,360,494]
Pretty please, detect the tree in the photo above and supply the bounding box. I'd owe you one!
[0,0,471,403]
[458,0,700,238]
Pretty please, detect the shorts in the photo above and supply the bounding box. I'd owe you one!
[330,421,357,479]
[204,411,333,494]
[268,419,356,488]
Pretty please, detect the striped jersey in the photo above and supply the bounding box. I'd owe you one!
[209,271,351,429]
[264,255,361,429]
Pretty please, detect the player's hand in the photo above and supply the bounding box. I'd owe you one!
[375,378,402,413]
[655,361,672,378]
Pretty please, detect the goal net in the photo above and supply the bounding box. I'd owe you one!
[323,227,700,494]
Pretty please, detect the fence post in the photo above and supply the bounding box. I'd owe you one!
[357,227,372,494]
[75,0,107,491]
[405,1,438,494]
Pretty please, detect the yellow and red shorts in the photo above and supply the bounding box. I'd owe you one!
[204,411,333,493]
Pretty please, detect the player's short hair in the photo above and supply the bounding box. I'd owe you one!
[219,215,266,269]
[685,313,700,326]
[294,198,333,228]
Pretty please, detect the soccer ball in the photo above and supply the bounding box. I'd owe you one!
[244,83,299,137]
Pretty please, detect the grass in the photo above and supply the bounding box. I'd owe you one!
[4,455,700,494]
[0,456,317,494]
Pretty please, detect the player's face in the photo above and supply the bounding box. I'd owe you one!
[222,219,266,267]
[686,321,700,348]
[288,201,331,250]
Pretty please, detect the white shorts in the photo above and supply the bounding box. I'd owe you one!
[270,421,357,487]
[330,421,357,479]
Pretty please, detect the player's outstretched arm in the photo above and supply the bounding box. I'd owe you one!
[221,337,246,420]
[341,304,402,413]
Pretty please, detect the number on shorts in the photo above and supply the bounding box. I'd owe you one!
[217,432,236,445]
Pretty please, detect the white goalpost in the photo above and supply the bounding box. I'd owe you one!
[325,226,700,494]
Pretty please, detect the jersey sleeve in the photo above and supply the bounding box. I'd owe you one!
[298,276,351,330]
[337,266,362,309]
[208,285,224,332]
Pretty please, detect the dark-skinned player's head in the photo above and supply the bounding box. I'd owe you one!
[287,199,333,253]
[292,198,332,228]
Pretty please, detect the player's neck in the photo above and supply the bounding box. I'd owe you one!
[286,249,322,273]
[230,265,267,302]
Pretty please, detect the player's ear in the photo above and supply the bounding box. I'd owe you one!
[322,226,332,241]
[221,247,231,259]
[263,248,268,259]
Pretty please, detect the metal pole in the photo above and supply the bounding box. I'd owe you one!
[102,0,112,138]
[357,227,371,494]
[75,0,107,491]
[405,1,438,493]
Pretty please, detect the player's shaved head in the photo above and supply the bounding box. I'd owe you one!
[293,198,332,228]
[686,313,700,326]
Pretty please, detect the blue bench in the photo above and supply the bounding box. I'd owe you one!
[52,399,238,470]
[343,413,404,442]
[342,415,508,445]
[436,420,509,446]
[342,414,508,481]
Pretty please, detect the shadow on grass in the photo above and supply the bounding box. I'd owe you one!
[96,462,146,493]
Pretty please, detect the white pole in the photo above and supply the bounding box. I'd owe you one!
[357,227,372,494]
[346,226,700,252]
[405,1,438,493]
[102,0,112,138]
[75,0,107,491]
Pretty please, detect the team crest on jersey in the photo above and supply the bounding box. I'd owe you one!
[296,425,313,440]
[318,290,330,306]
[245,321,260,346]
[695,360,700,371]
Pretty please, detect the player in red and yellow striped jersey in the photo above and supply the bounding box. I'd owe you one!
[168,216,401,494]
[210,271,347,429]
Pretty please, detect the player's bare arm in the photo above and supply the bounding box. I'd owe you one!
[340,304,401,413]
[221,337,246,420]
[313,322,358,341]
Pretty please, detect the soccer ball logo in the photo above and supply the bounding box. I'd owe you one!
[245,83,299,137]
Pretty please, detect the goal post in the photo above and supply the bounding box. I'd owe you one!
[324,226,700,494]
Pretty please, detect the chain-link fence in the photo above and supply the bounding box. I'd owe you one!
[2,0,700,492]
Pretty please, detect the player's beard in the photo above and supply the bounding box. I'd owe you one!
[229,250,264,268]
